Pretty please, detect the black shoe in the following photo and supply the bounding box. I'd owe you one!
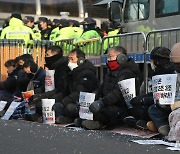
[123,116,137,128]
[74,118,85,127]
[24,113,40,122]
[82,120,104,130]
[55,116,73,124]
[136,120,147,130]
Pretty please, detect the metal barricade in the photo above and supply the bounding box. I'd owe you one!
[55,38,75,55]
[75,38,101,57]
[0,39,25,80]
[100,32,146,83]
[144,27,180,93]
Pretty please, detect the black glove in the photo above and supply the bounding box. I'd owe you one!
[155,100,171,113]
[89,100,104,114]
[130,96,144,106]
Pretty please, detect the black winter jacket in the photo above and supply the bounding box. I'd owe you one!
[61,60,99,107]
[98,58,143,107]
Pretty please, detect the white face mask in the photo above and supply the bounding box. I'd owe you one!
[68,62,78,70]
[150,62,156,71]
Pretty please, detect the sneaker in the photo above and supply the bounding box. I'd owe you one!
[55,116,73,124]
[158,125,170,136]
[82,120,104,130]
[136,120,147,130]
[123,116,137,128]
[74,118,85,127]
[147,121,158,132]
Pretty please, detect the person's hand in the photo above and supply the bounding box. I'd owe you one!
[130,96,144,106]
[89,100,104,114]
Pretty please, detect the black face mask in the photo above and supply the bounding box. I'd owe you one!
[38,23,42,31]
[45,54,62,69]
[27,73,34,79]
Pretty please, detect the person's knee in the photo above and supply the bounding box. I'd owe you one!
[65,103,78,117]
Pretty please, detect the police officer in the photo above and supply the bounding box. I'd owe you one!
[37,17,52,40]
[1,11,35,46]
[23,16,41,40]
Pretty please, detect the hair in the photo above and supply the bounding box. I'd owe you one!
[150,47,171,67]
[69,48,85,59]
[22,60,38,73]
[47,45,63,56]
[109,46,127,55]
[19,54,34,62]
[5,59,15,67]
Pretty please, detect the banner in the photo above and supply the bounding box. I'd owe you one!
[118,78,136,109]
[42,99,55,124]
[79,92,95,120]
[1,101,21,120]
[152,74,177,105]
[45,70,55,92]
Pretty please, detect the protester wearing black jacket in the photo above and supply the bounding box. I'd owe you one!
[53,48,99,123]
[32,46,70,116]
[77,46,143,130]
[131,47,175,135]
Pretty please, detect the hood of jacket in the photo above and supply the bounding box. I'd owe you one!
[50,56,68,70]
[9,17,24,27]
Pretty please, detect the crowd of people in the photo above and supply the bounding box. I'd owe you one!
[0,11,179,143]
[0,11,121,53]
[0,43,179,142]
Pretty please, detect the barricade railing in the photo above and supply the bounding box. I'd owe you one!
[0,39,25,80]
[55,38,75,55]
[75,38,101,57]
[0,40,53,80]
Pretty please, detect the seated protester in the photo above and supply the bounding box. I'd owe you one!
[53,48,99,124]
[23,60,45,93]
[167,42,180,141]
[14,54,34,97]
[75,46,143,130]
[138,47,175,136]
[0,59,18,99]
[11,60,45,120]
[30,45,70,116]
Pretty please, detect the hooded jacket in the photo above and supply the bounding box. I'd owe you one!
[97,58,143,107]
[61,60,99,107]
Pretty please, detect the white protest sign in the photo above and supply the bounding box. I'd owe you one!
[152,74,177,105]
[42,99,55,124]
[45,70,55,92]
[1,101,21,120]
[79,92,95,120]
[0,101,7,111]
[118,78,136,109]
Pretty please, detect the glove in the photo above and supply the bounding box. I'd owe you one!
[155,100,171,113]
[89,100,104,114]
[130,96,144,106]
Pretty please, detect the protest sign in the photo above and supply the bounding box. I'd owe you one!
[42,99,55,124]
[152,74,177,105]
[1,101,21,120]
[0,101,7,111]
[118,78,136,109]
[45,70,55,92]
[79,92,95,120]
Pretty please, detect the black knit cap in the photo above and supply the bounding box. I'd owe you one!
[11,11,22,20]
[150,47,171,60]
